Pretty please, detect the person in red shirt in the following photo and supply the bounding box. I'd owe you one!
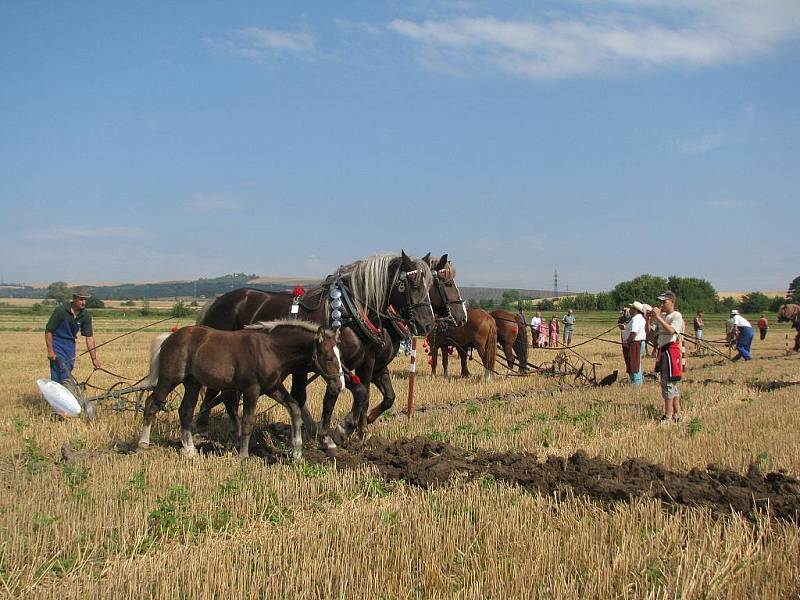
[757,315,768,340]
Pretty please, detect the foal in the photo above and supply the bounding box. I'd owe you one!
[137,321,343,460]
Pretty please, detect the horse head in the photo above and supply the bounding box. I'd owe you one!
[385,251,436,336]
[777,303,800,324]
[426,253,468,328]
[313,327,345,393]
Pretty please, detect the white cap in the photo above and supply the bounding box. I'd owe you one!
[730,309,739,316]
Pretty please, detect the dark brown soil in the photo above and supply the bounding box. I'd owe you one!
[253,430,800,523]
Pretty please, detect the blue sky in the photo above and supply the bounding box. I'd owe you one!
[1,1,798,292]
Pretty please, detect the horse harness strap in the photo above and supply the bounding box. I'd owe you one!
[332,276,386,348]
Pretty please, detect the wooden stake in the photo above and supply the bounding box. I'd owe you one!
[786,333,790,355]
[407,337,417,417]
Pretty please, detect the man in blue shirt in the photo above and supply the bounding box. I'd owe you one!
[45,286,101,382]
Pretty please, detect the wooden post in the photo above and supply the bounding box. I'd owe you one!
[407,337,417,417]
[787,333,790,355]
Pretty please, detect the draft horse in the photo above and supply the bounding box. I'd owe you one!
[357,253,468,428]
[195,251,435,454]
[427,308,497,379]
[490,309,529,373]
[777,303,800,351]
[137,322,344,460]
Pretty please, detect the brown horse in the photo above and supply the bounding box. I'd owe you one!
[490,309,529,373]
[777,304,800,351]
[137,322,344,460]
[359,253,468,427]
[427,308,497,379]
[194,251,435,453]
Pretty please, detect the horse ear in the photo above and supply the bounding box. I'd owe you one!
[401,250,413,269]
[435,254,448,270]
[422,252,431,265]
[315,326,326,343]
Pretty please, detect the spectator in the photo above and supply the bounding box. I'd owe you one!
[562,309,576,346]
[693,310,704,353]
[549,315,559,347]
[651,291,684,424]
[45,286,102,383]
[538,316,548,347]
[530,311,542,347]
[757,314,768,340]
[623,302,648,385]
[730,310,754,361]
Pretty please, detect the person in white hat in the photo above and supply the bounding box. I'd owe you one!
[730,310,754,360]
[622,302,648,385]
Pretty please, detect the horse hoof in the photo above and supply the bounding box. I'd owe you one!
[291,448,303,462]
[137,441,150,451]
[323,444,338,458]
[332,425,348,447]
[180,448,198,459]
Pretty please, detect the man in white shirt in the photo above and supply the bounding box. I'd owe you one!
[623,301,648,385]
[651,290,684,424]
[730,310,754,361]
[530,311,542,347]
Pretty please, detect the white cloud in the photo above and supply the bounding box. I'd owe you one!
[206,27,317,63]
[674,133,723,155]
[387,1,800,79]
[184,196,242,212]
[20,226,147,242]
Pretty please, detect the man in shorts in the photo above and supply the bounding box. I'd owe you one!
[562,309,576,346]
[651,290,684,424]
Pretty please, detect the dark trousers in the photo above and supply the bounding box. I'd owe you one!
[759,327,767,340]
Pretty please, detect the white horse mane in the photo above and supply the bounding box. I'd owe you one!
[335,252,433,313]
[245,319,321,334]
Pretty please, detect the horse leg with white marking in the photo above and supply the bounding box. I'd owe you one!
[177,380,202,458]
[270,384,304,461]
[238,384,261,459]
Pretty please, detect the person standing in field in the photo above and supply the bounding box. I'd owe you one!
[725,314,736,348]
[693,310,704,353]
[622,302,648,385]
[650,291,684,424]
[530,311,542,347]
[45,286,101,383]
[538,316,548,347]
[757,314,768,340]
[562,309,576,346]
[549,315,559,347]
[730,310,754,361]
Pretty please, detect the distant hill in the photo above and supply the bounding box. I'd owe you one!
[0,275,568,302]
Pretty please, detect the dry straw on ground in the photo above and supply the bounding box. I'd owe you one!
[0,313,798,598]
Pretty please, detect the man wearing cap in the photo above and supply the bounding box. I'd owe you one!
[45,286,101,383]
[651,291,684,423]
[622,302,648,385]
[730,310,754,361]
[562,309,576,346]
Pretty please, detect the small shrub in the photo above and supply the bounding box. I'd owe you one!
[687,417,703,437]
[171,301,193,318]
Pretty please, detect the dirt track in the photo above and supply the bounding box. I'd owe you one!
[254,432,800,523]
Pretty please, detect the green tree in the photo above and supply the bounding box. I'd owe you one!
[739,292,771,314]
[789,275,800,303]
[537,298,556,311]
[611,274,669,307]
[46,281,71,303]
[666,276,718,312]
[171,301,193,318]
[769,295,787,312]
[501,289,521,306]
[85,297,105,309]
[140,299,152,317]
[718,296,737,312]
[595,291,614,311]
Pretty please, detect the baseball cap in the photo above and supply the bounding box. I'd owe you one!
[656,290,676,302]
[730,309,739,316]
[72,285,91,298]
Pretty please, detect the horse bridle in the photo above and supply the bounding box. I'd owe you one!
[431,267,464,327]
[388,263,433,336]
[311,340,345,385]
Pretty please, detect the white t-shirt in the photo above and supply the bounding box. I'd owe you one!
[530,316,541,328]
[623,313,647,342]
[732,315,752,328]
[656,310,684,347]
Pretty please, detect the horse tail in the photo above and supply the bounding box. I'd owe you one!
[485,320,497,373]
[514,321,528,371]
[195,297,215,325]
[142,333,171,388]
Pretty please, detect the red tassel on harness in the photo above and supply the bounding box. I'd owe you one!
[292,285,305,297]
[350,374,362,385]
[170,326,178,333]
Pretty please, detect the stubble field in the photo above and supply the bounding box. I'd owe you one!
[0,311,798,598]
